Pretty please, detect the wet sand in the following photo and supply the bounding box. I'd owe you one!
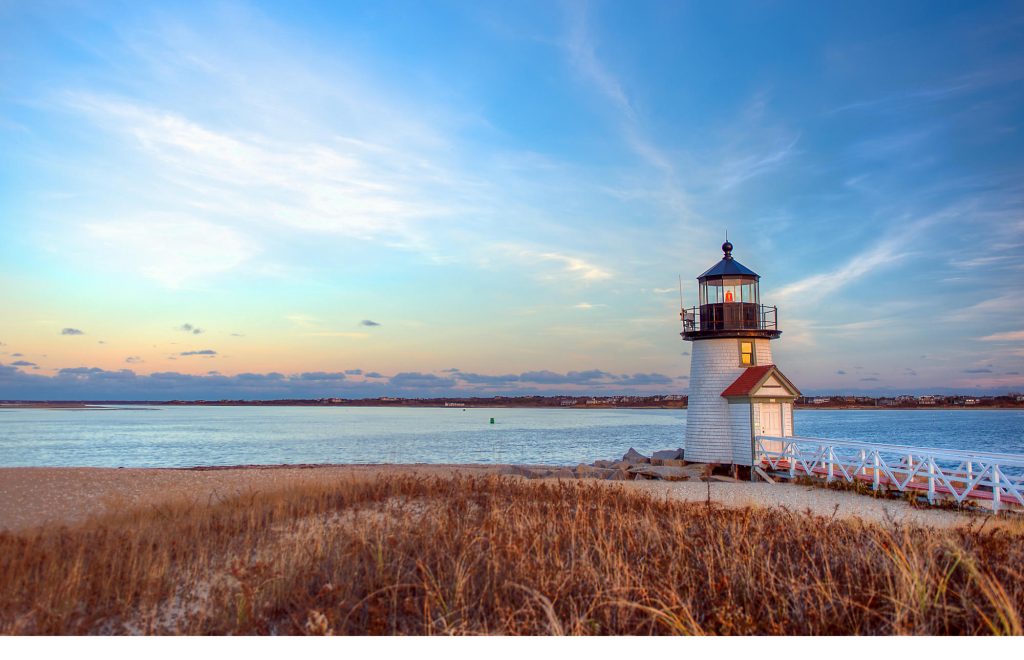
[0,465,1001,533]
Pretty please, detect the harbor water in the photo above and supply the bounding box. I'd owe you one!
[0,406,1021,468]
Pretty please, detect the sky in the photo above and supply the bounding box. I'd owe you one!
[1,0,1023,399]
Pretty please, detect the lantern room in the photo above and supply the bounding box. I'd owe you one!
[681,241,781,340]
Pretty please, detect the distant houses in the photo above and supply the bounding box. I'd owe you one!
[133,393,1022,409]
[793,394,1020,408]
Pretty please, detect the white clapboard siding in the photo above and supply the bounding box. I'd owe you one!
[729,402,753,466]
[685,338,772,464]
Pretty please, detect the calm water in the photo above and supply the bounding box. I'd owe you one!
[0,406,1021,468]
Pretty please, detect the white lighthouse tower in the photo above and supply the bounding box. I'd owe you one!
[681,241,800,471]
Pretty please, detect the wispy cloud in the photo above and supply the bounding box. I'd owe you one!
[560,0,687,210]
[303,332,370,339]
[828,74,1004,115]
[562,3,633,119]
[772,238,905,303]
[716,137,799,191]
[495,244,612,282]
[69,96,461,237]
[536,251,611,282]
[947,293,1017,322]
[85,215,258,289]
[61,328,85,336]
[360,320,382,327]
[979,330,1024,342]
[285,314,320,328]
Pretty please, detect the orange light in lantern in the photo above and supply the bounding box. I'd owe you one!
[725,291,734,302]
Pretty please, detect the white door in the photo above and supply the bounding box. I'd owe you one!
[760,403,782,437]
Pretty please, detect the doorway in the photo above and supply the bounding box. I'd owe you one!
[760,403,782,437]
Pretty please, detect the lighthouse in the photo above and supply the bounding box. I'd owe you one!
[681,241,800,470]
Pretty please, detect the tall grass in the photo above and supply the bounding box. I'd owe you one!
[1,475,1021,635]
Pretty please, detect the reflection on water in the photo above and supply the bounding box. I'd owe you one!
[0,406,1020,468]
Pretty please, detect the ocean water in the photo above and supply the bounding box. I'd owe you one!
[0,406,1021,468]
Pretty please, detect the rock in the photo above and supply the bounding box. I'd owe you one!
[499,466,544,479]
[611,460,632,470]
[622,448,650,464]
[605,469,631,481]
[575,464,616,479]
[551,468,575,479]
[660,459,688,468]
[592,459,614,469]
[627,465,698,481]
[652,448,683,461]
[680,463,711,479]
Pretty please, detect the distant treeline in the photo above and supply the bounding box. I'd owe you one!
[4,393,1023,408]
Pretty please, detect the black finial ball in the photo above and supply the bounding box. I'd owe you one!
[722,240,733,258]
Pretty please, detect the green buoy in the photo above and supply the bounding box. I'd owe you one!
[490,417,495,424]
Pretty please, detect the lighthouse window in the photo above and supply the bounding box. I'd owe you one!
[739,341,755,366]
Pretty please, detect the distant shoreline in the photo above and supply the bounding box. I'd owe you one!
[2,401,1021,411]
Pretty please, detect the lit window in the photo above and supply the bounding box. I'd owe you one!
[740,341,754,365]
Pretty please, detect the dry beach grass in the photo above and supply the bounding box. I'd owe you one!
[1,472,1023,635]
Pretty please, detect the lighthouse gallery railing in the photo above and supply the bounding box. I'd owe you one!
[681,304,777,333]
[755,435,1024,511]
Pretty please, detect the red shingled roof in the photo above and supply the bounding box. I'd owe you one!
[720,365,777,397]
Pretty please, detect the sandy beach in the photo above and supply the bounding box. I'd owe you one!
[0,464,996,533]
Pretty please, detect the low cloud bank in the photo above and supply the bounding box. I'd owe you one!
[0,364,682,400]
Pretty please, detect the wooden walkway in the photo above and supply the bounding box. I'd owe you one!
[756,436,1024,512]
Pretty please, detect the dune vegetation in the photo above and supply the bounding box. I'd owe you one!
[0,474,1021,635]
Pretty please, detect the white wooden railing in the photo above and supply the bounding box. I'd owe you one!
[756,435,1024,512]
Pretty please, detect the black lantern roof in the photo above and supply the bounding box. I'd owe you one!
[697,241,759,280]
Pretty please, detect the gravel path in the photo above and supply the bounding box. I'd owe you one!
[621,479,993,529]
[0,465,1001,533]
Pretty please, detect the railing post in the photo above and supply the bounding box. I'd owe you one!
[859,448,866,476]
[927,457,935,504]
[873,452,880,491]
[827,446,834,483]
[788,441,795,478]
[992,464,1001,513]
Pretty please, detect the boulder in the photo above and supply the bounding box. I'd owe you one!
[575,464,616,479]
[592,459,614,469]
[681,463,712,479]
[627,465,698,482]
[622,448,650,464]
[605,469,631,481]
[652,448,683,461]
[499,465,546,479]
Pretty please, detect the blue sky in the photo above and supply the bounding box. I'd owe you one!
[1,0,1023,399]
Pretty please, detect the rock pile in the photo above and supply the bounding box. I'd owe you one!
[500,448,722,482]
